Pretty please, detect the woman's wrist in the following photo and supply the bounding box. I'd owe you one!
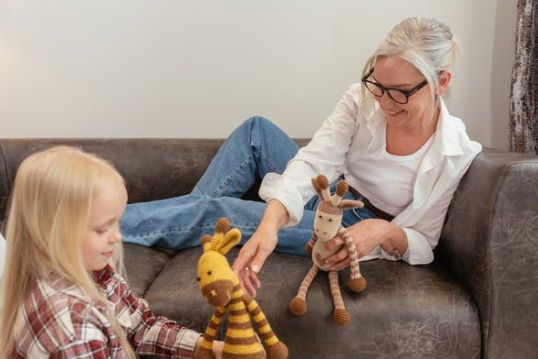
[382,226,408,260]
[261,199,289,230]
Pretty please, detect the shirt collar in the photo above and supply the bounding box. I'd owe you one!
[434,99,465,156]
[366,98,465,158]
[92,264,115,286]
[42,265,116,303]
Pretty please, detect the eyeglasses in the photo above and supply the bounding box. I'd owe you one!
[361,67,428,104]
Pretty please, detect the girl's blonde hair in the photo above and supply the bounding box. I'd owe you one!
[362,17,461,119]
[0,146,135,359]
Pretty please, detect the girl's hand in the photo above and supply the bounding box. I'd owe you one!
[212,340,224,359]
[194,338,224,359]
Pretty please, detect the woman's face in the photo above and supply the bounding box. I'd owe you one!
[370,56,442,128]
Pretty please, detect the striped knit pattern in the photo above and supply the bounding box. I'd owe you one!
[338,226,361,280]
[201,307,226,345]
[329,271,345,310]
[223,286,261,357]
[306,233,318,250]
[296,266,319,300]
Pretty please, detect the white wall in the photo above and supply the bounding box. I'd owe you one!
[0,0,516,149]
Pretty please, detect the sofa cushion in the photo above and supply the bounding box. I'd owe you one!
[124,245,481,358]
[123,243,175,297]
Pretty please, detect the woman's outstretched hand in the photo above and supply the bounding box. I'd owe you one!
[232,225,277,297]
[232,200,288,297]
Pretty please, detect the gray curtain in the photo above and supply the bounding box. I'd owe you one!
[510,0,538,154]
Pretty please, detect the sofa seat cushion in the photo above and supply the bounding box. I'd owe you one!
[124,244,481,358]
[123,243,176,297]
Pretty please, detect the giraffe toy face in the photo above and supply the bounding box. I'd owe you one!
[198,250,236,307]
[313,203,343,242]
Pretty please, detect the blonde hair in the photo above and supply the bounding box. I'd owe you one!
[362,17,461,119]
[0,146,135,359]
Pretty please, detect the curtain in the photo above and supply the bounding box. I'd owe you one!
[510,0,538,154]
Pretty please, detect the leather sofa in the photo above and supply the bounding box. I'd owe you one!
[1,138,537,359]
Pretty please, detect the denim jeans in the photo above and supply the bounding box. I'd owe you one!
[121,116,376,257]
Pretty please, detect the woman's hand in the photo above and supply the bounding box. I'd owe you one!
[232,223,278,297]
[324,219,406,270]
[231,200,288,297]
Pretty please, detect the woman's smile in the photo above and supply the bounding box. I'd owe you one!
[386,108,404,117]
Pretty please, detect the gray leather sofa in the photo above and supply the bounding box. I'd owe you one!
[1,138,537,359]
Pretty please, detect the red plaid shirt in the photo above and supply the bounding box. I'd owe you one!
[10,265,200,358]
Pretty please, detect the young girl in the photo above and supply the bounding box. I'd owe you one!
[0,146,223,358]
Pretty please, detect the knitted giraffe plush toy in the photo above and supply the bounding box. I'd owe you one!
[289,174,366,326]
[195,217,289,359]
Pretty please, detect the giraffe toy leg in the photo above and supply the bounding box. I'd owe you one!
[243,296,289,359]
[339,227,366,292]
[289,265,319,316]
[304,233,317,256]
[329,271,350,326]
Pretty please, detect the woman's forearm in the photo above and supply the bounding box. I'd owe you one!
[259,199,290,230]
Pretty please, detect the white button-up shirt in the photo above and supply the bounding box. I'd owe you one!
[260,83,482,265]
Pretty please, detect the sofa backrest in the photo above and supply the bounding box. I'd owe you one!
[0,138,311,223]
[0,138,227,222]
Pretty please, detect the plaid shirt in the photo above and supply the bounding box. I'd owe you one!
[10,265,200,358]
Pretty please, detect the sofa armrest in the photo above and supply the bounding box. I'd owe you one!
[438,147,538,359]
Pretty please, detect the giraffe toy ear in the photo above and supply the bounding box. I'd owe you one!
[215,228,242,255]
[340,199,365,210]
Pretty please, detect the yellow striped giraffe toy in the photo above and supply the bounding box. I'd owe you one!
[195,217,289,359]
[289,174,366,326]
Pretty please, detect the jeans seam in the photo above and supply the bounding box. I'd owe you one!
[123,225,216,239]
[209,157,253,197]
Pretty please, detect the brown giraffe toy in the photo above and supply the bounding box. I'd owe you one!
[289,174,366,326]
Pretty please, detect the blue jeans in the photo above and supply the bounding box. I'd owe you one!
[121,116,376,257]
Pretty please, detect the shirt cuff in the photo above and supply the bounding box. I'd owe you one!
[381,227,434,264]
[174,328,202,359]
[259,173,304,227]
[404,228,434,264]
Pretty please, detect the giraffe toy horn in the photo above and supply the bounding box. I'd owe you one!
[331,180,348,206]
[315,174,331,202]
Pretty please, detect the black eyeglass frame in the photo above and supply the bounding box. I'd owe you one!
[361,67,429,104]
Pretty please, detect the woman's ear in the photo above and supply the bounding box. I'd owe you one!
[437,70,452,96]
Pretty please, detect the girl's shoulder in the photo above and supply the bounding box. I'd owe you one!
[16,276,109,355]
[23,277,107,328]
[26,275,105,324]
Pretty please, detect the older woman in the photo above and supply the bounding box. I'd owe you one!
[233,17,482,295]
[120,17,481,297]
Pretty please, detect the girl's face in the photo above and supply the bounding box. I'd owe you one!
[370,56,448,129]
[82,184,127,271]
